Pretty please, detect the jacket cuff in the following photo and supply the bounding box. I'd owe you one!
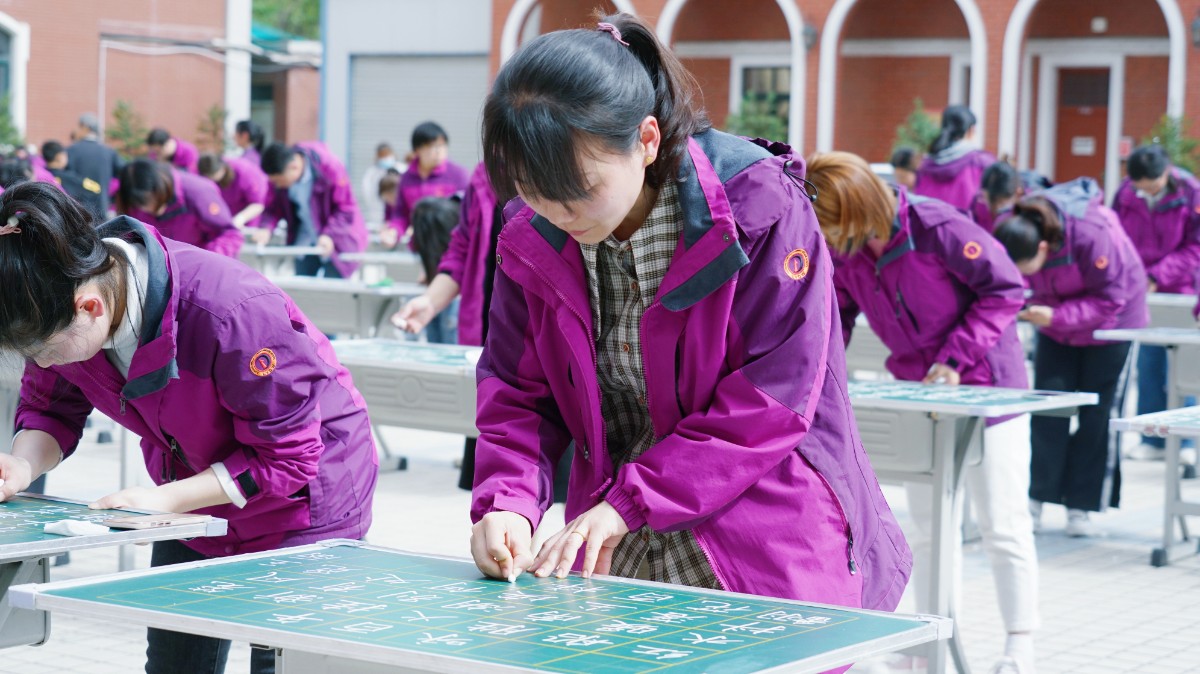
[490,495,543,531]
[210,461,249,508]
[217,450,262,503]
[934,349,968,373]
[604,481,648,532]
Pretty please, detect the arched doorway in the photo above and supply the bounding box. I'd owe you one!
[998,0,1185,196]
[657,0,808,151]
[816,0,987,160]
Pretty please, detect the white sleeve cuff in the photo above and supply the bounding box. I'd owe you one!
[210,461,248,509]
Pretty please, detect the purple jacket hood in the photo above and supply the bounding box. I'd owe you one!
[915,148,996,211]
[471,131,911,611]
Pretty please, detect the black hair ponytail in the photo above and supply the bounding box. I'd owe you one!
[929,105,976,155]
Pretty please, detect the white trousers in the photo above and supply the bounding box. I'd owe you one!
[906,414,1040,633]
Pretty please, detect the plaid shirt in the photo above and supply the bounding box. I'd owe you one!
[580,182,721,590]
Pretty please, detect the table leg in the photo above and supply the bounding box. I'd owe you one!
[927,416,975,674]
[0,558,50,647]
[1154,345,1197,566]
[118,427,139,572]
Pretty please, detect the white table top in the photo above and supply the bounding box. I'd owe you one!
[1110,405,1200,437]
[271,277,425,297]
[1094,327,1200,346]
[848,381,1098,417]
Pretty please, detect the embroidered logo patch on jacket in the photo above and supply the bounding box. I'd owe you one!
[784,248,810,280]
[963,241,983,260]
[249,348,277,377]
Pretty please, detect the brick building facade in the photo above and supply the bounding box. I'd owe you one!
[490,0,1198,197]
[0,0,318,155]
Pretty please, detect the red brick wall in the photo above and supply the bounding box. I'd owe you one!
[274,67,321,145]
[843,0,969,39]
[673,0,789,41]
[11,0,226,148]
[1123,56,1170,143]
[537,0,622,32]
[1028,0,1167,38]
[837,56,951,162]
[679,57,731,128]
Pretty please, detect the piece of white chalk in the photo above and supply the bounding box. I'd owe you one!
[44,519,111,537]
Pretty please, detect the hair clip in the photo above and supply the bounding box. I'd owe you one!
[597,22,629,47]
[0,213,22,236]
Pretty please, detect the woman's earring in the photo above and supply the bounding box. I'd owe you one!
[644,155,654,166]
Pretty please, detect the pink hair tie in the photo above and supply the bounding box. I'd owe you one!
[597,22,629,47]
[0,214,22,236]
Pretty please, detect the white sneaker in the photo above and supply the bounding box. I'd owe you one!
[1124,442,1166,461]
[1181,447,1197,466]
[1029,499,1043,534]
[989,656,1026,674]
[1066,509,1100,538]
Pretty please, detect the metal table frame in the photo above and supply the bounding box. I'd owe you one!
[9,539,950,674]
[0,493,227,649]
[1098,328,1200,567]
[849,382,1097,674]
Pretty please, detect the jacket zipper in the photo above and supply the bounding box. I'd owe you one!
[896,290,920,332]
[504,243,608,469]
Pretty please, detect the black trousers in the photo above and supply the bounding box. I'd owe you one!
[1030,333,1129,512]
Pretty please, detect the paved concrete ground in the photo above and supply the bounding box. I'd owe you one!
[2,420,1198,674]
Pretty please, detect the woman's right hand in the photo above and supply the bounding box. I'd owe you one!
[0,454,34,502]
[470,511,534,581]
[251,228,272,246]
[380,227,400,249]
[391,295,436,334]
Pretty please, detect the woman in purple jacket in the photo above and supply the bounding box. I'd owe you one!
[235,119,265,167]
[198,153,271,229]
[994,178,1149,538]
[1112,144,1200,460]
[380,122,470,250]
[469,13,911,620]
[0,182,377,674]
[808,151,1038,674]
[915,105,997,211]
[117,158,243,258]
[146,128,199,174]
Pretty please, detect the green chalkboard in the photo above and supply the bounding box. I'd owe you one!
[41,542,927,673]
[0,496,133,547]
[333,339,481,370]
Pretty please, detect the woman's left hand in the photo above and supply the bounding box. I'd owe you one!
[531,501,630,579]
[316,235,336,257]
[90,486,179,513]
[1019,305,1054,327]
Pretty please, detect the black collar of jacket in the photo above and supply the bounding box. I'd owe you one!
[95,215,179,400]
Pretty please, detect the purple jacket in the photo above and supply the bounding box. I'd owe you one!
[1112,168,1200,294]
[834,189,1027,392]
[915,147,996,211]
[126,169,243,258]
[242,145,262,168]
[33,165,63,191]
[437,162,497,347]
[386,159,470,236]
[1025,178,1149,346]
[472,131,911,611]
[218,157,271,229]
[262,142,369,278]
[15,218,378,556]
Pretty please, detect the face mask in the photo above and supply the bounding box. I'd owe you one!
[377,157,396,170]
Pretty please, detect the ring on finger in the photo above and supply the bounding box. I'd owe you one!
[568,531,587,543]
